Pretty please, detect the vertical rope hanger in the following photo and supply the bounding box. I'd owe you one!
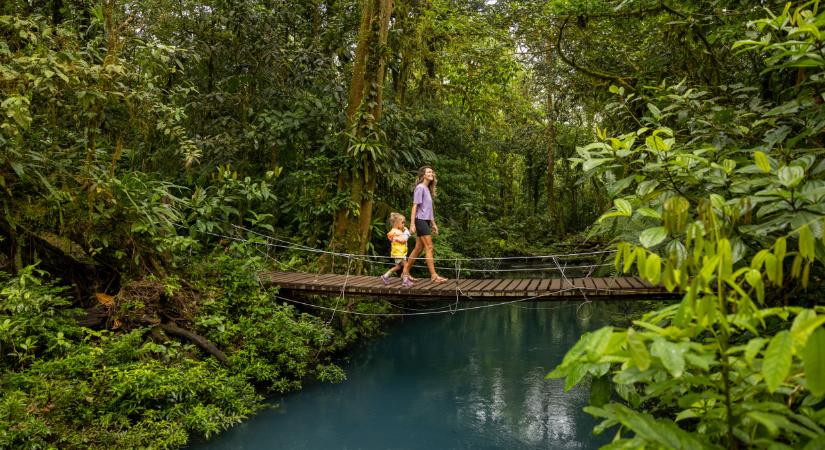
[327,254,353,325]
[552,255,593,319]
[451,259,461,314]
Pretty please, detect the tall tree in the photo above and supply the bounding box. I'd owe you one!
[329,0,394,272]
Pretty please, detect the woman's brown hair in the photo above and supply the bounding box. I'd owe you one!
[414,165,437,198]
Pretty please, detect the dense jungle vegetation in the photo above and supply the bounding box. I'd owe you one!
[1,0,825,448]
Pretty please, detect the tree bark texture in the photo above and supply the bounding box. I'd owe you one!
[545,37,563,235]
[329,0,393,274]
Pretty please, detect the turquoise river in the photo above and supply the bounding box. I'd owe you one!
[190,299,631,449]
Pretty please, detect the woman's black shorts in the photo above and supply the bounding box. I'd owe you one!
[415,218,433,236]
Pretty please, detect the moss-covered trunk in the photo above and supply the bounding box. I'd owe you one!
[328,0,393,275]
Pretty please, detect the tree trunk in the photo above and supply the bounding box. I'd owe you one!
[328,0,393,274]
[545,37,563,236]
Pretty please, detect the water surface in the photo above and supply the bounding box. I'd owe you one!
[192,300,620,449]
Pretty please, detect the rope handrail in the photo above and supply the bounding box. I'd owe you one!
[213,231,615,273]
[218,224,617,262]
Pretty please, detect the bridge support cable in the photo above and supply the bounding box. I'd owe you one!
[552,255,594,319]
[327,255,353,326]
[272,286,594,318]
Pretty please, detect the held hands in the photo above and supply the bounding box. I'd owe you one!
[410,224,416,235]
[432,223,439,235]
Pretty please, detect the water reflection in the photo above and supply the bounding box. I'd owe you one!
[190,300,627,450]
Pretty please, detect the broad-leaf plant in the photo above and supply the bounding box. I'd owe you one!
[552,3,825,448]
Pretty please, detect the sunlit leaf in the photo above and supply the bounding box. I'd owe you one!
[804,328,825,397]
[777,165,805,188]
[763,331,793,393]
[651,339,686,378]
[640,227,668,248]
[754,151,772,173]
[627,328,651,371]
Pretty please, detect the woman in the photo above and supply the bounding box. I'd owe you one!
[402,166,448,284]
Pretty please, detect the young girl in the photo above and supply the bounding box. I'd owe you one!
[381,212,414,287]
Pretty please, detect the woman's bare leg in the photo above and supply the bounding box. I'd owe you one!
[419,235,439,278]
[403,238,425,279]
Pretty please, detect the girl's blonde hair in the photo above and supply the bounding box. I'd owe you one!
[389,212,405,227]
[414,165,437,197]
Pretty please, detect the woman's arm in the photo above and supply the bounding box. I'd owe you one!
[409,204,418,234]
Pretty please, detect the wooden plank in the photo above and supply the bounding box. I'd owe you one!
[460,279,486,294]
[526,279,543,293]
[347,276,380,289]
[625,276,647,290]
[614,277,634,290]
[456,278,480,291]
[466,279,492,294]
[563,278,583,296]
[558,277,576,289]
[591,277,608,291]
[273,272,318,283]
[519,279,537,295]
[310,273,345,283]
[411,279,438,294]
[264,269,681,300]
[512,279,532,294]
[497,279,521,293]
[425,279,456,294]
[483,279,512,296]
[493,279,516,293]
[468,278,490,295]
[265,272,301,283]
[470,279,497,295]
[475,279,499,297]
[536,278,551,293]
[605,277,621,290]
[548,278,562,294]
[474,279,501,294]
[284,273,328,286]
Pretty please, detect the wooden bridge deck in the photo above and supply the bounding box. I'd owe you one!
[260,271,677,301]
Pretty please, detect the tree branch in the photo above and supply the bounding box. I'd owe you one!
[159,321,230,366]
[555,17,636,91]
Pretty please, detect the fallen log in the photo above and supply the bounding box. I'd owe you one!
[159,321,230,366]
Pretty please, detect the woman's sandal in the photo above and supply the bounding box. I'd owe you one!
[431,276,448,283]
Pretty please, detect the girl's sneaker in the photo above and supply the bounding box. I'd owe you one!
[402,276,414,288]
[381,274,391,285]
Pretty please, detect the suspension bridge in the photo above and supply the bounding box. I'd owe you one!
[261,271,672,301]
[227,225,678,303]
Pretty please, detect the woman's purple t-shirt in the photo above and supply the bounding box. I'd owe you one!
[413,183,434,220]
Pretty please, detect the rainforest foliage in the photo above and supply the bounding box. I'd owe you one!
[1,0,824,448]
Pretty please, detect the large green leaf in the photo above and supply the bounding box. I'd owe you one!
[639,226,668,248]
[614,198,632,216]
[583,158,614,172]
[585,326,613,361]
[643,253,662,284]
[584,403,712,449]
[803,328,825,396]
[589,375,611,407]
[763,330,793,393]
[628,328,651,371]
[778,165,805,188]
[754,151,772,173]
[651,339,686,378]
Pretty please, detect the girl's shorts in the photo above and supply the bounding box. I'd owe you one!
[415,218,432,236]
[394,258,406,265]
